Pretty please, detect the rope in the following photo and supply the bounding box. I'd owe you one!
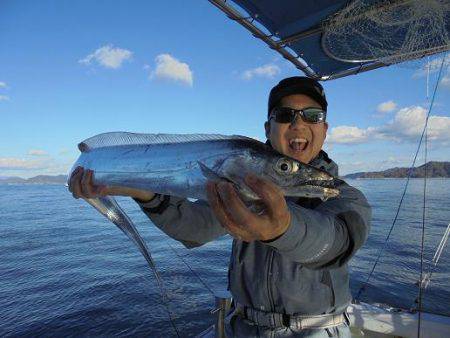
[426,56,430,99]
[416,53,447,338]
[421,223,450,289]
[168,243,217,297]
[149,254,181,337]
[417,104,428,338]
[355,53,447,301]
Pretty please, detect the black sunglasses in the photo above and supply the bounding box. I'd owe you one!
[269,106,326,124]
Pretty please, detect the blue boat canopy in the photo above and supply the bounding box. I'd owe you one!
[209,0,450,80]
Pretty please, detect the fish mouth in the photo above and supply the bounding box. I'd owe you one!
[278,173,337,191]
[298,164,336,188]
[288,168,339,191]
[298,179,340,199]
[304,178,336,188]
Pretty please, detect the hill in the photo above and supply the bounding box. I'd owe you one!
[344,161,450,179]
[0,175,67,185]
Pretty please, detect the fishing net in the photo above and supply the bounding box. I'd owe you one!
[322,0,450,65]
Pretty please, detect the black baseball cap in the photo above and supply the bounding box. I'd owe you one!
[268,76,327,118]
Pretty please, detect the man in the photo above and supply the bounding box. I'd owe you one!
[69,76,371,337]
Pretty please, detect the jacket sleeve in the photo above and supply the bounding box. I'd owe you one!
[265,181,371,269]
[135,195,228,249]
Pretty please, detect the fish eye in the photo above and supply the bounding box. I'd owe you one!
[276,158,295,174]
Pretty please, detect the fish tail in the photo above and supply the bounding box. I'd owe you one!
[84,196,167,291]
[84,196,177,332]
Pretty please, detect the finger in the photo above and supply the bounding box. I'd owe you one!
[70,167,84,199]
[86,170,104,197]
[217,182,257,227]
[88,170,106,196]
[244,174,286,218]
[68,166,81,193]
[96,185,108,197]
[81,169,96,198]
[206,181,234,227]
[216,183,261,241]
[206,182,253,241]
[223,218,254,242]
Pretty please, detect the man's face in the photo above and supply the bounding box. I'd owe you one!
[265,94,328,164]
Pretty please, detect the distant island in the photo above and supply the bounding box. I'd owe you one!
[344,161,450,179]
[0,175,67,185]
[0,161,449,184]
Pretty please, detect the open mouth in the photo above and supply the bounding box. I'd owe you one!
[289,137,308,152]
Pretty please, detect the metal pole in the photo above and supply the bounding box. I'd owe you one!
[213,291,232,338]
[207,0,319,79]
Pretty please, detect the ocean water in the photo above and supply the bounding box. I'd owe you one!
[0,179,449,337]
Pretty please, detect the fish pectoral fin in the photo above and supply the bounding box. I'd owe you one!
[198,161,224,182]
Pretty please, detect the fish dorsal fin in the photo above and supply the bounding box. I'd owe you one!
[78,132,253,152]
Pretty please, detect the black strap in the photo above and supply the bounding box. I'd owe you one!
[135,194,171,214]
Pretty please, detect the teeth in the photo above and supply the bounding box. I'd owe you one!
[289,138,307,145]
[289,137,308,152]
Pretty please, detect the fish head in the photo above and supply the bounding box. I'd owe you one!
[214,139,339,201]
[261,153,340,200]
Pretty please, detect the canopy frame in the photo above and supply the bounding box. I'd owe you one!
[208,0,448,81]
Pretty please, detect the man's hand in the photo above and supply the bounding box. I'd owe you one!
[206,174,291,242]
[68,166,155,202]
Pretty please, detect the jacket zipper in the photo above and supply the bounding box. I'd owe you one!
[266,249,275,311]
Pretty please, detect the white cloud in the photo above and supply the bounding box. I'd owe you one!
[242,64,280,80]
[374,106,427,140]
[427,115,450,141]
[376,100,397,113]
[0,82,7,88]
[412,56,450,91]
[59,149,70,155]
[150,54,193,86]
[441,76,450,87]
[413,57,450,78]
[0,95,9,101]
[374,106,450,142]
[328,105,450,146]
[327,126,369,144]
[79,44,133,69]
[28,149,48,156]
[0,157,48,170]
[0,156,75,178]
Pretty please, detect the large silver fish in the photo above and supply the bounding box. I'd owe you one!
[71,132,339,202]
[68,132,339,288]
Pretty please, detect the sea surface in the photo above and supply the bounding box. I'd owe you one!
[1,179,449,337]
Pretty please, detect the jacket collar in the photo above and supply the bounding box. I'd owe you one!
[309,150,339,177]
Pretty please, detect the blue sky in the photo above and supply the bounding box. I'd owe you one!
[1,0,449,178]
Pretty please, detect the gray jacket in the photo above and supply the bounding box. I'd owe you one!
[136,151,371,317]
